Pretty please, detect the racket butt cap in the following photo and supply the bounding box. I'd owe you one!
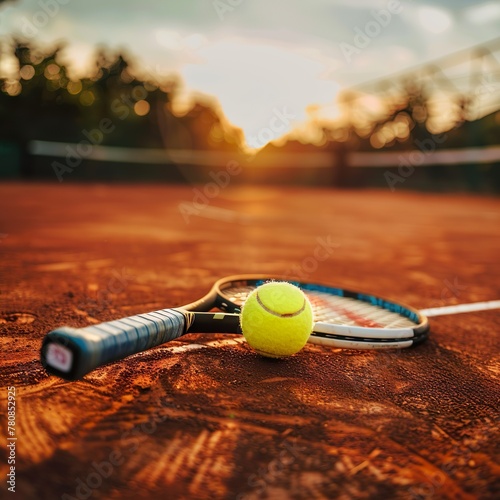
[41,327,90,380]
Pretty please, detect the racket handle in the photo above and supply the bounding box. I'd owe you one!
[41,309,188,380]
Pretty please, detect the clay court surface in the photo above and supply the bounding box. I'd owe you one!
[0,182,499,499]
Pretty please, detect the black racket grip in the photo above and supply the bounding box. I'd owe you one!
[41,308,188,380]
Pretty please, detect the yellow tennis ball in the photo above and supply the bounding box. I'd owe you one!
[240,281,314,358]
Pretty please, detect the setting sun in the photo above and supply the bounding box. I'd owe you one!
[175,38,341,149]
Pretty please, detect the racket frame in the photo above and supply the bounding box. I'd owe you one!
[41,274,429,380]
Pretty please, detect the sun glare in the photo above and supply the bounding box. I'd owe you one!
[58,44,97,79]
[177,39,341,149]
[417,6,452,34]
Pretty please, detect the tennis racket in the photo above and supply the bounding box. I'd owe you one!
[40,275,434,380]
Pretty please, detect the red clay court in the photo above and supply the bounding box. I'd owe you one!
[0,182,499,499]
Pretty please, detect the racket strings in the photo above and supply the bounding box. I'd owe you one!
[222,285,256,307]
[308,292,418,328]
[222,284,419,329]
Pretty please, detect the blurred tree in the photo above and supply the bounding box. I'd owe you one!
[0,40,242,169]
[0,39,498,189]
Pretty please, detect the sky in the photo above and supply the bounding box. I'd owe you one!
[0,0,499,146]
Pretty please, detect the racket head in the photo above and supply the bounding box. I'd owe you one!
[207,275,429,346]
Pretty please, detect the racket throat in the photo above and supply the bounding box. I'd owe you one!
[185,311,242,334]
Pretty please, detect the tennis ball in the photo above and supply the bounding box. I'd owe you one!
[240,281,313,358]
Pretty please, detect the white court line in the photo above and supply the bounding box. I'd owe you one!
[162,337,246,354]
[165,344,207,354]
[421,300,500,317]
